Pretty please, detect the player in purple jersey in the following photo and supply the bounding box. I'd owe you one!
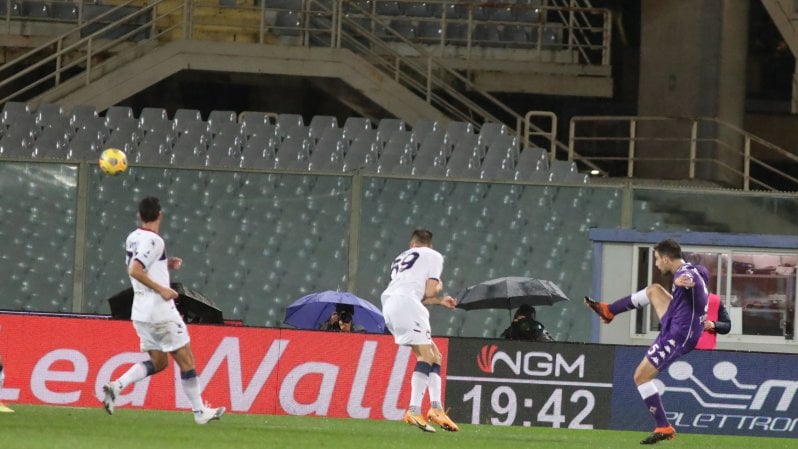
[584,239,708,444]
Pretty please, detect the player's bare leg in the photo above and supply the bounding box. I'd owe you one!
[172,344,225,424]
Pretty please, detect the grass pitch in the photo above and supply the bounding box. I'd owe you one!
[1,404,794,449]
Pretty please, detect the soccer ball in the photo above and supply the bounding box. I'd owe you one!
[98,148,128,175]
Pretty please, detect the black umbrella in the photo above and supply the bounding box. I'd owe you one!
[456,276,569,311]
[107,282,223,324]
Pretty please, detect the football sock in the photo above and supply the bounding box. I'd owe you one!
[608,289,650,316]
[631,289,651,308]
[638,381,670,428]
[428,364,442,410]
[409,362,431,414]
[117,361,155,390]
[180,369,205,413]
[608,295,633,315]
[0,363,4,389]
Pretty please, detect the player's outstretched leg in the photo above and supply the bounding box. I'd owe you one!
[403,410,436,432]
[101,382,120,415]
[584,296,615,323]
[194,404,226,425]
[640,426,676,444]
[427,408,459,432]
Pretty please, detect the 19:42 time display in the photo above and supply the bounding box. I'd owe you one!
[462,384,596,428]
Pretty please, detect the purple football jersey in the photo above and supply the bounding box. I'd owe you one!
[646,263,709,371]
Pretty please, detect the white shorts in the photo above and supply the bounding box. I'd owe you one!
[133,320,190,353]
[381,294,432,346]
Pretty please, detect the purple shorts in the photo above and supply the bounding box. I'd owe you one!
[645,331,698,372]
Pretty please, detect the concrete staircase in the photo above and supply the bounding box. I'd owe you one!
[34,39,447,123]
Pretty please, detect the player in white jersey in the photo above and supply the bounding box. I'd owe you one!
[381,229,459,433]
[101,196,224,424]
[0,354,13,413]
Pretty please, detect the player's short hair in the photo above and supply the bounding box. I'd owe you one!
[139,196,161,223]
[654,239,682,260]
[410,229,433,246]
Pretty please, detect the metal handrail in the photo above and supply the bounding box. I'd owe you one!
[1,0,607,145]
[0,0,183,105]
[567,115,798,191]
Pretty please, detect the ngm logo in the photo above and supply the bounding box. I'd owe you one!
[477,344,585,378]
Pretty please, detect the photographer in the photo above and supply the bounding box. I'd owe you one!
[501,304,554,342]
[319,304,365,333]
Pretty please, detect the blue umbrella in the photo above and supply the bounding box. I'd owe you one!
[284,291,385,333]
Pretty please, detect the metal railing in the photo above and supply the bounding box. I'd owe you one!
[0,0,185,104]
[567,115,798,191]
[1,1,610,136]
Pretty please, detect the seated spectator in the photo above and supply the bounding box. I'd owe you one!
[501,304,554,342]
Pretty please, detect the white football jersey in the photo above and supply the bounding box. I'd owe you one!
[125,228,181,323]
[381,246,444,302]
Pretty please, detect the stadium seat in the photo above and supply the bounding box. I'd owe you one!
[445,22,469,45]
[208,110,238,135]
[308,128,346,172]
[138,107,168,129]
[473,23,501,46]
[343,129,379,172]
[342,117,372,143]
[239,111,273,127]
[173,109,203,133]
[403,2,429,17]
[444,121,474,147]
[479,122,510,148]
[410,119,438,142]
[308,115,338,142]
[378,130,414,174]
[480,150,516,181]
[1,101,30,122]
[275,134,312,170]
[276,113,305,140]
[103,106,134,130]
[375,1,401,16]
[514,0,542,22]
[547,160,578,183]
[445,134,482,178]
[68,105,99,129]
[34,103,65,128]
[66,128,104,161]
[246,122,277,140]
[376,118,405,145]
[416,20,442,44]
[503,24,532,48]
[274,10,302,37]
[265,0,302,10]
[241,134,279,169]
